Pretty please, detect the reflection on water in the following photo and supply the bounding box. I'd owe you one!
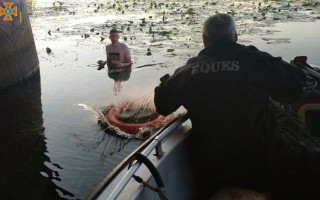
[0,72,73,199]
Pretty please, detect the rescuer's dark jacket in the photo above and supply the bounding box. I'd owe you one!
[154,39,306,168]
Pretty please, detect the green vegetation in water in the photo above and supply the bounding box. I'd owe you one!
[139,18,147,27]
[167,49,174,52]
[302,1,320,7]
[229,10,236,16]
[186,8,196,15]
[157,30,172,36]
[46,47,52,54]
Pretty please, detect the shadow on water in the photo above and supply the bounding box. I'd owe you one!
[93,130,132,160]
[77,103,135,159]
[0,71,73,199]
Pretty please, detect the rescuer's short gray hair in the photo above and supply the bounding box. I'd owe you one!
[210,187,270,200]
[202,13,237,45]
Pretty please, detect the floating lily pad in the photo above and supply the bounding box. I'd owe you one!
[167,48,175,52]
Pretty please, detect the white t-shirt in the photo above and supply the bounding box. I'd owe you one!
[106,42,130,63]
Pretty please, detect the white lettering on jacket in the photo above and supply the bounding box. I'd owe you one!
[191,61,240,75]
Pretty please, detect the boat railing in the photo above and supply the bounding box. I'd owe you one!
[87,112,189,200]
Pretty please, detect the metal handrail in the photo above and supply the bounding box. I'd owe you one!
[106,113,189,200]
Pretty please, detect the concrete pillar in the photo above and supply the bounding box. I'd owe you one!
[0,0,39,89]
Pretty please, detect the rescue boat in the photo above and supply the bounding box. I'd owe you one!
[87,56,320,200]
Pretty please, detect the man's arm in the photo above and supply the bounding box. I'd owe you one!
[154,74,182,116]
[120,55,132,67]
[97,60,107,66]
[154,58,197,116]
[269,59,306,104]
[122,45,132,67]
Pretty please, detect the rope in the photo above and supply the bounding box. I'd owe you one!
[132,174,168,200]
[269,98,320,147]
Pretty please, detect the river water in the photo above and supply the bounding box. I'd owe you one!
[1,0,320,199]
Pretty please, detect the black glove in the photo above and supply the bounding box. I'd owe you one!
[160,74,170,82]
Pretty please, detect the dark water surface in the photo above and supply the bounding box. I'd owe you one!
[1,0,320,199]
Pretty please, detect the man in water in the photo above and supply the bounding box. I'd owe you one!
[108,63,132,95]
[97,29,131,70]
[154,13,320,199]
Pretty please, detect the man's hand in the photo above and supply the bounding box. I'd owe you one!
[97,60,106,66]
[97,60,107,70]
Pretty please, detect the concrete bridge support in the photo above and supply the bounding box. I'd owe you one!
[0,0,39,89]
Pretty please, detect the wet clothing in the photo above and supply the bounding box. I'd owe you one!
[106,42,130,65]
[154,40,320,199]
[108,65,132,82]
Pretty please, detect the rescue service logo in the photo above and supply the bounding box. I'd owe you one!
[0,2,22,22]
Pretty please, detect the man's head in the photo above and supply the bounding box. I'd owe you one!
[109,29,120,45]
[202,13,238,47]
[210,187,270,200]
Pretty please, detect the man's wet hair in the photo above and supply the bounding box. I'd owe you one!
[202,13,236,45]
[110,29,119,34]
